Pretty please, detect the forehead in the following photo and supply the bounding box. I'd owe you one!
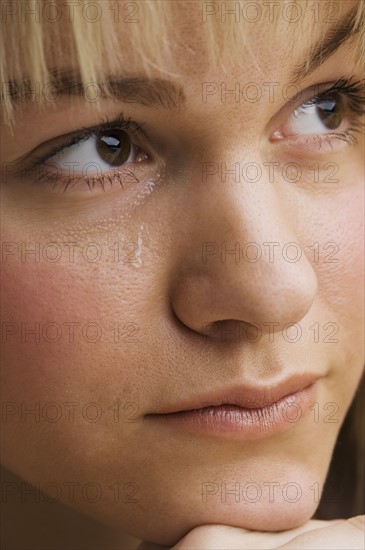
[84,0,359,67]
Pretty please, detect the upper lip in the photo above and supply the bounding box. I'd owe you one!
[150,374,321,414]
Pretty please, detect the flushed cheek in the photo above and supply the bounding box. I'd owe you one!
[0,203,171,494]
[0,251,158,419]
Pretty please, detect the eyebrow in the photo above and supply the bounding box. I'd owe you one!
[291,7,361,82]
[2,73,186,110]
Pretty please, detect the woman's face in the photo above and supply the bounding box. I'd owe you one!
[1,0,364,545]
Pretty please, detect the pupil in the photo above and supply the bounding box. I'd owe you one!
[317,94,343,130]
[96,130,131,166]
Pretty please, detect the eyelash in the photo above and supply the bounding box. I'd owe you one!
[30,78,365,193]
[293,77,365,146]
[31,115,148,193]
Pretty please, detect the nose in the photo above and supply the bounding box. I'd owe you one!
[170,160,318,336]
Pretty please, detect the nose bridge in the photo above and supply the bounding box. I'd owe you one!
[170,153,318,333]
[197,150,297,257]
[196,129,289,235]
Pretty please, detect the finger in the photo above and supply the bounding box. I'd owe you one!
[277,516,365,550]
[170,521,332,549]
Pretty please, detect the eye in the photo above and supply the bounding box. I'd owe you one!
[49,129,147,172]
[275,92,347,138]
[24,115,156,195]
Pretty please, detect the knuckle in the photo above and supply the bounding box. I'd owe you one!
[347,515,365,532]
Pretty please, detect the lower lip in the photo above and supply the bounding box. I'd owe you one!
[147,383,317,440]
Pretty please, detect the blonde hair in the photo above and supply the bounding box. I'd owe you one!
[1,0,364,122]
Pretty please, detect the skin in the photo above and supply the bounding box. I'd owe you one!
[0,1,364,548]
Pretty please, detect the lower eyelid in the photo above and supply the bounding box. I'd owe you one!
[271,132,356,154]
[21,158,146,195]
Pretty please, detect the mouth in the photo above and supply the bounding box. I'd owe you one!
[145,375,321,440]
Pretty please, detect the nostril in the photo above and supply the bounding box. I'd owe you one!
[202,319,261,344]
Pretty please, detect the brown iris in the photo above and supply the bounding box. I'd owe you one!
[317,94,344,130]
[95,130,132,166]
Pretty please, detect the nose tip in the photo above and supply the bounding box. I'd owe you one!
[170,251,318,337]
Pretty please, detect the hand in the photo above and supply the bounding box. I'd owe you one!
[138,516,365,549]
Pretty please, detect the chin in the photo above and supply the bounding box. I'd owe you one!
[103,463,325,546]
[124,499,318,547]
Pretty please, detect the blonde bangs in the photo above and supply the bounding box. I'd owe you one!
[1,0,364,122]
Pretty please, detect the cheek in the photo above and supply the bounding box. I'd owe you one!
[322,188,364,337]
[296,181,365,416]
[300,182,364,331]
[0,243,157,437]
